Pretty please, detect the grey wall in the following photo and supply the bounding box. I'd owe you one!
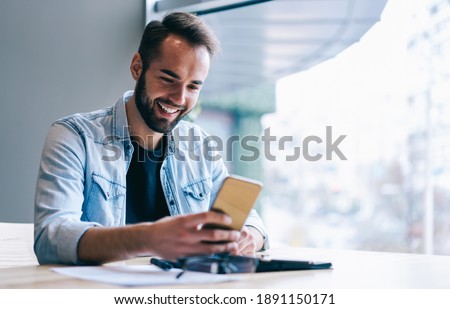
[0,0,145,222]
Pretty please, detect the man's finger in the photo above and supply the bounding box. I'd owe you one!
[180,211,232,229]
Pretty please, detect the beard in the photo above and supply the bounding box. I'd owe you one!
[134,73,187,134]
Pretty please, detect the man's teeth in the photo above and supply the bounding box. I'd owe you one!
[158,102,178,114]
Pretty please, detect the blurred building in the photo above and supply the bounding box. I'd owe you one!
[407,0,450,254]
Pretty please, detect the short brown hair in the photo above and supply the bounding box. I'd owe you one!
[138,12,220,71]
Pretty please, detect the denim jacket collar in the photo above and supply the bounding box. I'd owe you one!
[113,90,132,143]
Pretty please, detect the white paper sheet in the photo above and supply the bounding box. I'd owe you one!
[52,264,237,287]
[0,223,38,268]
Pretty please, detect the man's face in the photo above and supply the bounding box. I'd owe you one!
[135,34,210,134]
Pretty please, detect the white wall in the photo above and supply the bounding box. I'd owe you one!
[0,0,145,222]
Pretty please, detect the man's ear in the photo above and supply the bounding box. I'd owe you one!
[130,52,143,81]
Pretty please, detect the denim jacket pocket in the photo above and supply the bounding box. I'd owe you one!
[181,178,212,212]
[82,173,126,226]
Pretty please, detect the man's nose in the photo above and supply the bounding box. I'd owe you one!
[168,85,186,106]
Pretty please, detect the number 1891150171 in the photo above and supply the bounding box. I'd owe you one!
[256,293,335,305]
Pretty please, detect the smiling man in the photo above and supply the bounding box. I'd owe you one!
[34,12,269,265]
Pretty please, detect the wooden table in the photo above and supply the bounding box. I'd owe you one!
[1,222,450,288]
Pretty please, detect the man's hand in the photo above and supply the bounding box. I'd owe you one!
[234,225,264,256]
[144,211,241,260]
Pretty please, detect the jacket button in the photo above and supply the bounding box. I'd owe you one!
[169,200,175,205]
[199,193,203,198]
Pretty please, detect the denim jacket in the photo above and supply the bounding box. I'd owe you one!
[34,91,269,265]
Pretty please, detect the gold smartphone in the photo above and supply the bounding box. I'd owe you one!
[204,175,263,231]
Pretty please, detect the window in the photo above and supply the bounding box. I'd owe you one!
[260,0,450,255]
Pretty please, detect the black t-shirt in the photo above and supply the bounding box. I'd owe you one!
[126,138,170,224]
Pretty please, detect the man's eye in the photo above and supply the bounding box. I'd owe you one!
[160,77,173,83]
[188,84,199,91]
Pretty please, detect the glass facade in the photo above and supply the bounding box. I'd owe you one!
[259,0,450,255]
